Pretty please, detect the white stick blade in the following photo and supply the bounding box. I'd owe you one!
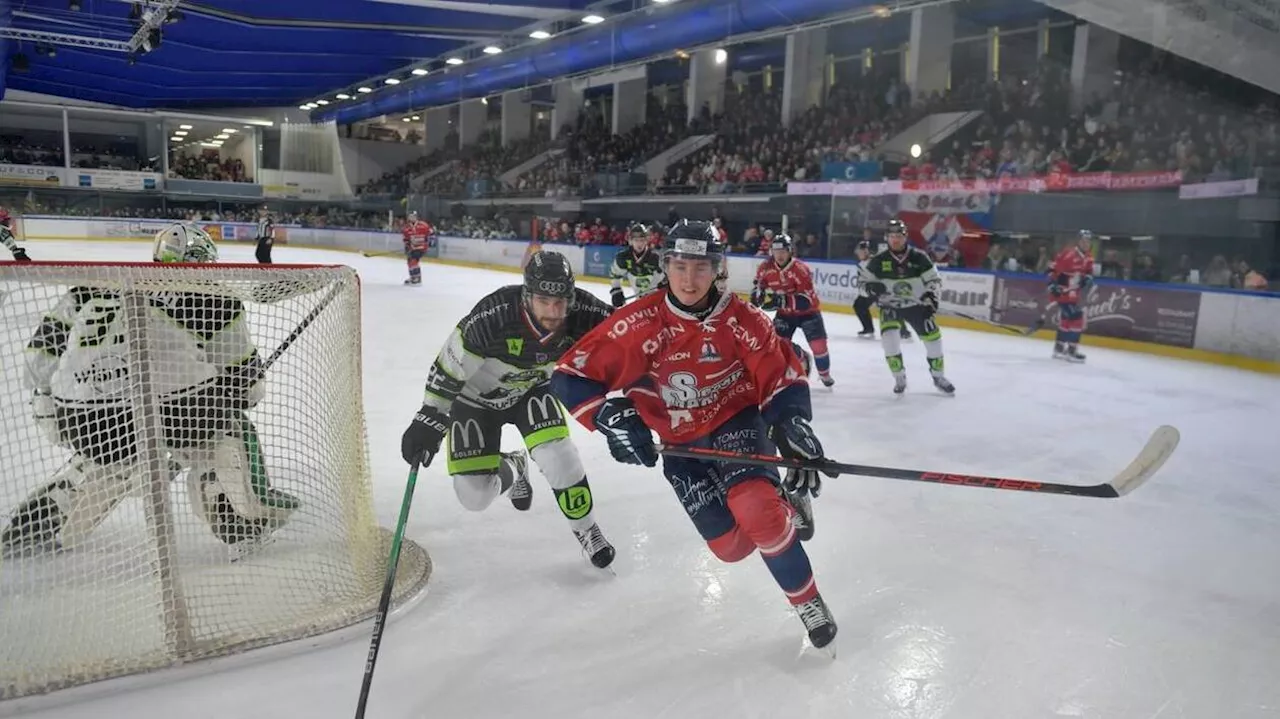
[1109,425,1181,496]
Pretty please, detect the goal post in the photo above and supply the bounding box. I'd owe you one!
[0,261,431,703]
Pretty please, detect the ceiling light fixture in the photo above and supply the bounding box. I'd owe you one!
[411,115,421,120]
[582,14,604,23]
[315,100,329,105]
[336,93,351,100]
[411,68,429,76]
[384,78,401,85]
[179,124,192,130]
[222,128,237,134]
[215,134,230,140]
[445,57,464,65]
[529,30,551,39]
[482,46,502,54]
[174,130,187,136]
[357,86,373,93]
[402,117,411,122]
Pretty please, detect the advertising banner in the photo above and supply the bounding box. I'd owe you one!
[582,245,614,279]
[991,275,1201,348]
[100,219,166,240]
[821,161,882,182]
[807,262,862,307]
[0,163,63,187]
[72,169,161,192]
[899,185,994,214]
[937,270,995,316]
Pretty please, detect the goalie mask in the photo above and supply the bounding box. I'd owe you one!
[154,224,219,264]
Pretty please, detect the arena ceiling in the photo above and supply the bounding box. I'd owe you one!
[0,0,600,108]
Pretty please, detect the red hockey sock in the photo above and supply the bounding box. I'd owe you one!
[726,478,817,605]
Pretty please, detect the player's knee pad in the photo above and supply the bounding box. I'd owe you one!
[789,342,813,377]
[528,437,583,491]
[707,526,755,563]
[452,472,502,511]
[725,477,794,556]
[807,338,829,357]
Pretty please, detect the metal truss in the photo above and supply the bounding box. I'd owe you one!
[0,27,130,52]
[125,0,183,53]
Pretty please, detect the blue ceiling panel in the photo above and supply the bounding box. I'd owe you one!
[0,0,10,101]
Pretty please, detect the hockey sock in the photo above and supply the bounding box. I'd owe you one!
[881,329,905,376]
[809,338,831,376]
[924,339,945,377]
[726,479,817,606]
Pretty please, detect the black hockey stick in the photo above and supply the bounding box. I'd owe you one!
[355,461,422,719]
[1023,301,1058,335]
[261,280,347,372]
[942,309,1027,336]
[658,425,1179,499]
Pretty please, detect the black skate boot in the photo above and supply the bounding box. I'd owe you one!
[780,484,815,542]
[1065,344,1087,363]
[1,492,64,557]
[574,523,616,569]
[932,374,956,395]
[857,329,875,340]
[794,593,837,650]
[501,451,532,511]
[819,373,835,388]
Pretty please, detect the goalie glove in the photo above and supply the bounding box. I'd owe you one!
[594,397,657,467]
[401,403,448,467]
[773,414,835,498]
[610,287,626,309]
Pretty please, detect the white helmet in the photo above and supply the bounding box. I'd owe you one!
[153,224,218,264]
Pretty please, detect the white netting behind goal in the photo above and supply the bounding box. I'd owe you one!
[0,262,431,701]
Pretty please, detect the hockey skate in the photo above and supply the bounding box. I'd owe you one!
[932,374,956,395]
[1,490,64,557]
[501,451,533,511]
[404,277,421,286]
[573,522,616,569]
[818,374,835,388]
[856,329,876,340]
[780,485,815,542]
[794,593,838,651]
[892,374,907,395]
[1065,344,1086,363]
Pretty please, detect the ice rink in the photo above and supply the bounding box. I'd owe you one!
[12,240,1280,719]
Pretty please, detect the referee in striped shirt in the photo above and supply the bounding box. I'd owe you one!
[255,206,274,264]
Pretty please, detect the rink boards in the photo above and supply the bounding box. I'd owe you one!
[15,215,1280,374]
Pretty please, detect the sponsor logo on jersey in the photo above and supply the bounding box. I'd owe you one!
[451,418,485,451]
[665,351,691,362]
[724,316,762,352]
[507,337,524,356]
[525,392,563,428]
[697,339,721,363]
[535,280,568,296]
[606,306,660,340]
[570,349,590,369]
[659,366,746,409]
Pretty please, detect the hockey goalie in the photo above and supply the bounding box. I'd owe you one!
[1,224,300,557]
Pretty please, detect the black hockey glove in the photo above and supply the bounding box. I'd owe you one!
[863,280,887,299]
[920,291,939,318]
[11,247,30,262]
[594,397,657,467]
[401,403,449,467]
[773,414,835,498]
[610,287,626,309]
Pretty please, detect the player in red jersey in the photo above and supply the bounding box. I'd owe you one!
[401,211,434,286]
[550,220,838,650]
[751,233,835,387]
[1048,230,1096,362]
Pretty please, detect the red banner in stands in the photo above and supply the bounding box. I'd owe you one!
[790,171,1185,197]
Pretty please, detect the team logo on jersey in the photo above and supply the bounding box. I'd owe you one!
[697,339,721,363]
[507,338,524,356]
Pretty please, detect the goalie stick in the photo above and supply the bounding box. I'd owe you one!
[659,425,1179,499]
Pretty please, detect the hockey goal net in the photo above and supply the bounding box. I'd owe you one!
[0,262,431,702]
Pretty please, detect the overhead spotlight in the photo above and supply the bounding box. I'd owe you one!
[402,117,411,122]
[652,0,673,4]
[411,68,429,76]
[299,105,310,110]
[174,130,188,136]
[481,97,489,105]
[199,142,220,148]
[357,86,373,93]
[482,46,502,55]
[170,136,182,141]
[714,48,727,65]
[179,124,192,130]
[871,4,892,18]
[384,77,401,85]
[336,93,351,100]
[215,134,230,140]
[529,30,551,39]
[445,57,464,65]
[411,115,420,121]
[315,99,329,105]
[582,14,605,24]
[222,128,237,133]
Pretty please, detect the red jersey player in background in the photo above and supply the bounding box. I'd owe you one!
[1048,230,1096,362]
[401,210,433,286]
[550,220,838,650]
[751,233,835,387]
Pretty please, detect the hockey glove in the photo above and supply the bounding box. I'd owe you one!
[920,291,939,318]
[610,287,626,309]
[863,280,887,299]
[774,415,835,498]
[31,389,60,445]
[12,247,30,262]
[401,403,449,467]
[1047,283,1063,298]
[594,397,657,467]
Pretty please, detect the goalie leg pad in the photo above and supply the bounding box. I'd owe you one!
[4,456,138,551]
[183,421,298,530]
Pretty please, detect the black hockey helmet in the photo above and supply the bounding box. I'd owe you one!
[523,250,576,303]
[662,220,725,265]
[886,219,908,238]
[770,233,794,252]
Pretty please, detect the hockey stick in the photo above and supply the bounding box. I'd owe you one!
[355,461,422,719]
[261,280,346,372]
[941,309,1027,336]
[361,249,406,258]
[1023,301,1058,335]
[658,425,1179,499]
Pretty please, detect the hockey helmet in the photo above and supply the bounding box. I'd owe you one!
[0,207,10,227]
[662,220,725,265]
[523,250,576,302]
[153,224,218,264]
[627,222,651,247]
[771,233,794,253]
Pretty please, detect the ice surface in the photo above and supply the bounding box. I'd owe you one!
[9,241,1279,719]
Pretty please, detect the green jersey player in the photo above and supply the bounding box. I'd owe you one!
[609,223,663,307]
[399,251,618,568]
[856,219,955,395]
[0,207,32,262]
